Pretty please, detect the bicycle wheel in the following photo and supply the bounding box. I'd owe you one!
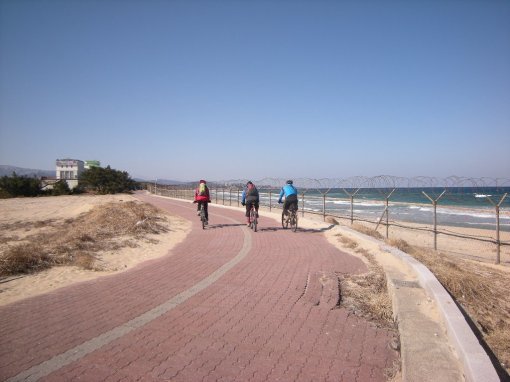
[281,211,288,229]
[201,208,206,230]
[250,208,257,232]
[291,212,298,232]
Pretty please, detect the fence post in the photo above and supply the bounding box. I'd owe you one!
[343,188,360,225]
[486,193,507,264]
[386,197,389,238]
[350,196,354,224]
[375,189,396,238]
[322,194,326,221]
[422,190,447,250]
[301,192,305,217]
[229,188,232,206]
[269,188,272,212]
[237,188,240,207]
[496,205,501,264]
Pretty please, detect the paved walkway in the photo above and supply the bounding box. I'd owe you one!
[0,195,399,382]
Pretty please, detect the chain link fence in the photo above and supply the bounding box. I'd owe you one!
[146,176,510,265]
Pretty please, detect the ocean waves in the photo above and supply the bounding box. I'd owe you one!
[253,190,510,231]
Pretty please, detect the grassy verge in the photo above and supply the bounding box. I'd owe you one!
[336,234,394,326]
[386,237,510,375]
[346,223,509,376]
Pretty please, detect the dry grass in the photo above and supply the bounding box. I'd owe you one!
[387,238,510,374]
[335,233,400,380]
[345,220,510,374]
[339,223,510,376]
[352,223,384,240]
[336,234,395,327]
[0,201,169,276]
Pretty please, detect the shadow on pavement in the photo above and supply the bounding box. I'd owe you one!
[256,224,336,233]
[299,224,336,233]
[258,227,279,232]
[206,223,245,229]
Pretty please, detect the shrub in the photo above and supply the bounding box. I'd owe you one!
[51,180,72,196]
[0,243,54,275]
[79,166,135,194]
[0,172,42,198]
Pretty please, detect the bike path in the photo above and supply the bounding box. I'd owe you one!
[0,194,398,382]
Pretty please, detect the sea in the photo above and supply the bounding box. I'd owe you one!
[248,187,510,232]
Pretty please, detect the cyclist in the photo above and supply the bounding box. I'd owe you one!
[278,180,298,215]
[241,181,259,226]
[194,179,211,224]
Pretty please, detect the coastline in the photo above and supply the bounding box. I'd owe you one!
[217,187,510,231]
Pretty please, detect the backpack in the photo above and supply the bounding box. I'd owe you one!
[198,183,207,196]
[247,183,258,198]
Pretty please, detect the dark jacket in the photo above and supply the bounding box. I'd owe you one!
[242,183,259,204]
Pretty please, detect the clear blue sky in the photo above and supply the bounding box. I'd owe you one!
[1,0,509,181]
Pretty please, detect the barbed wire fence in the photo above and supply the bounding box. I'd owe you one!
[146,176,510,265]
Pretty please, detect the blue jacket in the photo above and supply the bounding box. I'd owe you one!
[278,184,297,203]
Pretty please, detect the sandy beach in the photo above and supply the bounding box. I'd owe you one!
[0,194,191,306]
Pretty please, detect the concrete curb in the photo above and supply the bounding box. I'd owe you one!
[380,244,500,382]
[333,218,500,382]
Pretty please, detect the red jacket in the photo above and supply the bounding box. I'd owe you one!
[194,183,210,202]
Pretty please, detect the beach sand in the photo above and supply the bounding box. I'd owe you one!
[0,194,191,306]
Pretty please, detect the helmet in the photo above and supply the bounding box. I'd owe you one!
[246,181,253,186]
[286,180,293,184]
[199,179,206,184]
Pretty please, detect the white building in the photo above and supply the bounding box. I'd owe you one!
[56,159,84,189]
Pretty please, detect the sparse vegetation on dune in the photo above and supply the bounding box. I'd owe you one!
[0,201,169,276]
[335,233,400,381]
[335,234,394,326]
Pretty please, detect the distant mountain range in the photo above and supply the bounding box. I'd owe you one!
[0,165,54,178]
[134,178,190,185]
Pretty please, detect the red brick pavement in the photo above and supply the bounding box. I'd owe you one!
[0,195,399,382]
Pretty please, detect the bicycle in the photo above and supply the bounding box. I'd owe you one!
[281,205,298,232]
[248,202,258,232]
[199,203,207,229]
